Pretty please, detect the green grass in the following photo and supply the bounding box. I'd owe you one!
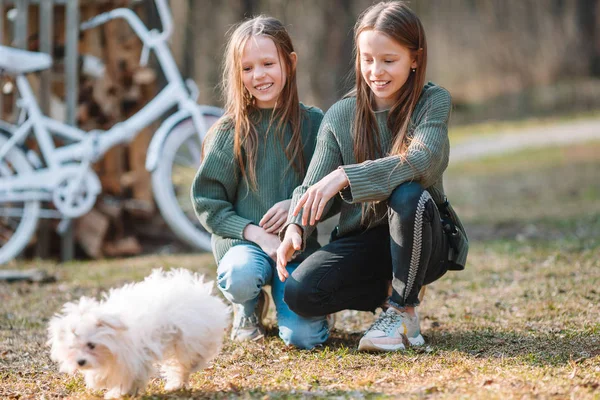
[446,141,600,224]
[1,139,600,399]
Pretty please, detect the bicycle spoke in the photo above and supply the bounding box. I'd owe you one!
[172,137,201,167]
[173,153,196,167]
[186,140,201,164]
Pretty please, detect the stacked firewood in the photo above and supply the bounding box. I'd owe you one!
[1,2,177,259]
[72,2,166,259]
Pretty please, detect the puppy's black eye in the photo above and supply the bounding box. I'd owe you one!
[87,342,95,350]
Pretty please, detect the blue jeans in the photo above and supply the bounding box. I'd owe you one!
[217,244,329,349]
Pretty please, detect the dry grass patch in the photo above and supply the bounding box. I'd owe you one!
[1,142,599,399]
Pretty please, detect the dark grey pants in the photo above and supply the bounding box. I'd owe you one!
[284,182,450,316]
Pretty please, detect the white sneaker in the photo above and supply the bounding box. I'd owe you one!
[358,308,425,352]
[230,289,270,342]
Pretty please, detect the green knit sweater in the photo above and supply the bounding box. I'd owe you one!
[191,104,324,263]
[286,82,468,269]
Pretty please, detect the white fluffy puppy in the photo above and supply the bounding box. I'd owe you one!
[47,268,229,399]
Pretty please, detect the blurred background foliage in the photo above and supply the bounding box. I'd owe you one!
[0,0,598,261]
[166,0,600,124]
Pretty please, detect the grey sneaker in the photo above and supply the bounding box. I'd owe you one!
[230,289,270,342]
[358,308,425,352]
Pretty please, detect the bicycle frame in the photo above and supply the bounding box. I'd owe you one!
[0,0,206,207]
[0,0,222,262]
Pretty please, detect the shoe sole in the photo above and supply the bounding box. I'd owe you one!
[408,334,425,346]
[230,329,265,342]
[357,334,425,352]
[358,338,406,352]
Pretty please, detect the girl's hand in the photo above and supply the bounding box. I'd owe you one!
[243,224,282,261]
[256,231,282,261]
[276,224,303,282]
[293,168,349,226]
[259,199,292,234]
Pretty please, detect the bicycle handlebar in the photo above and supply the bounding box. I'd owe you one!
[154,0,173,42]
[80,0,173,43]
[81,8,151,42]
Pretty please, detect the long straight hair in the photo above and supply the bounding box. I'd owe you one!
[348,1,428,223]
[350,1,428,163]
[219,16,304,190]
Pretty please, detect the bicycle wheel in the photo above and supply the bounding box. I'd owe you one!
[0,133,41,265]
[152,110,222,251]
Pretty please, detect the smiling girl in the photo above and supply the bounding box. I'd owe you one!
[191,16,328,348]
[277,1,469,352]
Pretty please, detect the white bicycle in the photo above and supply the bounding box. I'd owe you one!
[0,0,222,264]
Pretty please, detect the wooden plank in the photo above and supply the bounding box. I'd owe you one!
[97,11,125,195]
[122,4,156,213]
[61,0,79,262]
[0,0,3,44]
[35,1,54,259]
[75,208,109,259]
[103,236,142,257]
[78,3,102,134]
[128,126,154,206]
[65,0,78,126]
[128,73,156,211]
[79,4,103,57]
[37,0,53,258]
[0,0,4,115]
[53,6,66,55]
[14,0,28,49]
[39,0,53,113]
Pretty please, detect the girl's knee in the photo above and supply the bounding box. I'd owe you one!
[388,182,425,212]
[217,269,262,304]
[217,245,269,303]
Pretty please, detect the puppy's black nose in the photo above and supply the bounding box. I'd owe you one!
[77,359,86,366]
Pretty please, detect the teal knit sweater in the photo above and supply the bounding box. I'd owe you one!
[286,83,468,268]
[191,104,324,263]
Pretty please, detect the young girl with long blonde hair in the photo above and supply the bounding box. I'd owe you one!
[192,16,328,348]
[277,1,468,352]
